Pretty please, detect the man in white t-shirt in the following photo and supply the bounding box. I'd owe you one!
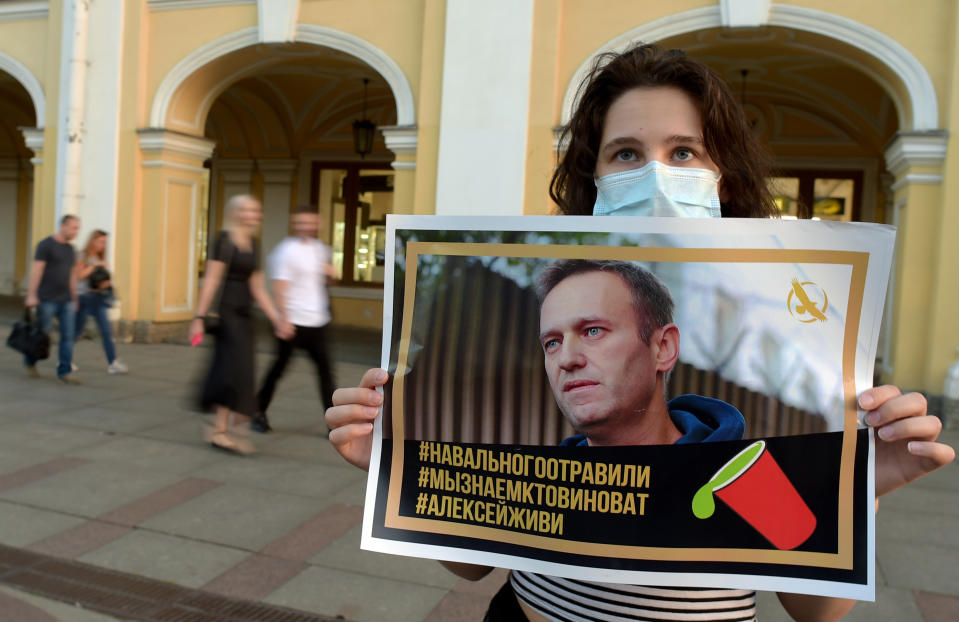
[254,206,337,433]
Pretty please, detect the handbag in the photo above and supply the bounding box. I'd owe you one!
[6,309,50,360]
[203,233,237,335]
[88,265,111,290]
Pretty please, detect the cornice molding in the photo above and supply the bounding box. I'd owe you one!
[19,127,45,154]
[380,125,418,155]
[884,132,949,177]
[0,1,49,21]
[137,129,217,161]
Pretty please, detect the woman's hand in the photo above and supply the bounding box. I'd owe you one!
[273,318,295,340]
[325,368,388,471]
[189,317,204,346]
[860,385,956,497]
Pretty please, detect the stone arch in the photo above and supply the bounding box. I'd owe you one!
[0,51,44,124]
[560,5,937,131]
[150,25,415,131]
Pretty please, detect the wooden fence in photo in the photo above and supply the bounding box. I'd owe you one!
[394,258,826,445]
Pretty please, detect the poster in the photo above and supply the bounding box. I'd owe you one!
[361,215,895,600]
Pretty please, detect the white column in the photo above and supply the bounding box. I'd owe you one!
[434,0,534,215]
[54,0,90,222]
[76,0,126,261]
[258,159,298,266]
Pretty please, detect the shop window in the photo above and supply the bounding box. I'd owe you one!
[768,170,862,221]
[312,163,393,286]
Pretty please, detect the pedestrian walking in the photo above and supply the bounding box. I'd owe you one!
[253,206,337,433]
[23,214,82,383]
[190,195,293,455]
[74,230,128,374]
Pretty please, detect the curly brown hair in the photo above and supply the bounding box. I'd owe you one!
[549,43,777,218]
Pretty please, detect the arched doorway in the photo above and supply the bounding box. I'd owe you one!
[202,43,398,285]
[138,27,415,332]
[558,6,948,386]
[656,26,897,224]
[0,69,38,295]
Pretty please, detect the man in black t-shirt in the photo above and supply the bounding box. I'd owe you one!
[24,214,81,382]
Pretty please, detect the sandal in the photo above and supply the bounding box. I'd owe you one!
[209,430,254,456]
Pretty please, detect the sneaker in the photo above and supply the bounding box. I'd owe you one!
[26,366,40,378]
[107,360,129,374]
[251,414,273,434]
[59,375,83,385]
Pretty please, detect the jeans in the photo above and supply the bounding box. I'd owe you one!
[24,300,76,378]
[75,291,117,364]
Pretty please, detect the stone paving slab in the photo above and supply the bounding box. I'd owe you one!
[309,524,461,590]
[0,461,186,518]
[263,565,449,622]
[138,484,328,551]
[77,530,251,589]
[67,436,220,476]
[877,541,959,597]
[0,501,87,548]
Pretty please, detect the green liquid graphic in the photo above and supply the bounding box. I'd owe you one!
[692,441,765,519]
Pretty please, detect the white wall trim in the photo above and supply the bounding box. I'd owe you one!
[150,25,415,131]
[258,0,299,43]
[560,4,939,131]
[889,173,943,192]
[0,1,49,21]
[0,53,45,129]
[883,132,949,176]
[148,0,255,11]
[294,24,415,126]
[137,129,217,160]
[720,0,771,28]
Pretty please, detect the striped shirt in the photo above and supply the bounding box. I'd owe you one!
[511,570,757,621]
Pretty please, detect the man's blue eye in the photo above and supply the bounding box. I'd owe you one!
[587,327,602,337]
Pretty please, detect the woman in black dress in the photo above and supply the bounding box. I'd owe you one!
[190,195,293,454]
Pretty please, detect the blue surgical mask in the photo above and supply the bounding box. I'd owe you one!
[592,160,722,218]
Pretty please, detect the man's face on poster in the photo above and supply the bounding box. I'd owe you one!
[539,271,661,437]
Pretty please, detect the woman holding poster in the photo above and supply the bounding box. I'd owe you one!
[327,44,954,622]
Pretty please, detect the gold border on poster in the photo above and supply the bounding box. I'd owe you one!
[385,241,867,570]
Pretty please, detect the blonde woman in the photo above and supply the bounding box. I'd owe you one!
[74,229,127,374]
[191,195,293,454]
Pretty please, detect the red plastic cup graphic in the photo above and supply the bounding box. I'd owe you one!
[692,440,816,550]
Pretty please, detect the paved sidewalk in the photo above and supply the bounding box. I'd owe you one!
[0,314,956,621]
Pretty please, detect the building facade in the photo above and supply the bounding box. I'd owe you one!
[0,0,956,394]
